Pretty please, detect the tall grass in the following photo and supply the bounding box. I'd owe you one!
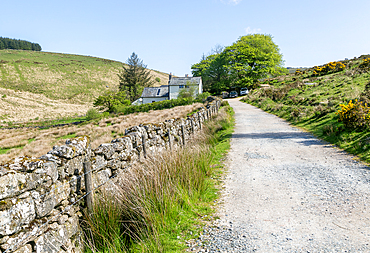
[82,104,234,252]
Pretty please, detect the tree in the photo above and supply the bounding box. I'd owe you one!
[93,91,130,112]
[224,34,287,88]
[192,34,287,93]
[118,52,154,102]
[191,52,230,94]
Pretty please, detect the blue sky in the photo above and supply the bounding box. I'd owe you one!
[1,0,369,76]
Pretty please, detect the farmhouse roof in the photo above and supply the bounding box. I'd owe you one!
[141,86,169,98]
[168,76,201,86]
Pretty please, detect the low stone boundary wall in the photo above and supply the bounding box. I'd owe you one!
[0,99,221,253]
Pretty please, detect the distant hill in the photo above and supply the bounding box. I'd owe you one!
[0,50,169,103]
[0,49,169,122]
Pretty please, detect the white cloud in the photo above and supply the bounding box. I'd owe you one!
[245,27,261,34]
[221,0,242,5]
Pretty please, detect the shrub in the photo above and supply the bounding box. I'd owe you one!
[295,69,304,76]
[337,99,370,129]
[312,61,346,76]
[86,108,102,120]
[155,77,161,82]
[359,58,370,72]
[196,92,211,101]
[112,97,195,115]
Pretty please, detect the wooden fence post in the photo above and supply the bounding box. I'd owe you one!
[83,161,93,214]
[191,119,194,134]
[168,129,172,150]
[181,125,186,147]
[142,134,147,158]
[198,113,202,130]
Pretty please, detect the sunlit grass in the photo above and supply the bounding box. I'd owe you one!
[82,104,234,252]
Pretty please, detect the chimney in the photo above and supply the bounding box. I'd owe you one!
[168,72,172,84]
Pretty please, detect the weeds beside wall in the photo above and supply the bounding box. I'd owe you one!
[0,99,221,253]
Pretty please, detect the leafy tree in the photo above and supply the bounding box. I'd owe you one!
[118,52,154,102]
[192,52,230,94]
[192,34,287,93]
[93,91,130,112]
[224,34,287,88]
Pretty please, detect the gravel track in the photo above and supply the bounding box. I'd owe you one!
[193,99,370,252]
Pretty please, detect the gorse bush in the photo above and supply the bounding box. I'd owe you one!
[295,69,304,76]
[359,58,370,72]
[312,61,346,76]
[337,99,370,130]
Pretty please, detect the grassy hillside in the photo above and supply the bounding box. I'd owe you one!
[0,49,169,103]
[241,55,370,163]
[0,50,169,122]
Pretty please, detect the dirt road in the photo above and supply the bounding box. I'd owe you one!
[200,99,370,252]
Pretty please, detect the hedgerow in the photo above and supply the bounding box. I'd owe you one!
[111,98,198,115]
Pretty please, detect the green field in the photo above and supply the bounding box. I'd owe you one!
[0,50,169,103]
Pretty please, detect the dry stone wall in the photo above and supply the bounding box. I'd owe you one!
[0,99,221,253]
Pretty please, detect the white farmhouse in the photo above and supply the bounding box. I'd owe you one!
[135,74,202,105]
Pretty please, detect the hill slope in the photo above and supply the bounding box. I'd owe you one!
[0,50,169,122]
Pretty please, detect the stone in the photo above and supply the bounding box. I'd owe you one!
[91,155,106,172]
[34,223,69,253]
[92,169,112,188]
[64,156,83,177]
[0,172,28,200]
[13,243,32,253]
[94,143,115,159]
[112,137,132,151]
[48,145,76,159]
[32,191,56,218]
[0,196,36,236]
[58,215,69,225]
[65,136,90,154]
[32,181,70,218]
[34,161,58,183]
[65,215,79,238]
[39,154,62,165]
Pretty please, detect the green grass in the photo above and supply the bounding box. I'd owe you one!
[0,144,25,154]
[57,133,77,140]
[0,115,89,129]
[82,104,234,252]
[0,49,169,103]
[242,56,370,163]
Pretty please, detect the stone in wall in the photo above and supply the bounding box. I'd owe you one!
[0,196,35,236]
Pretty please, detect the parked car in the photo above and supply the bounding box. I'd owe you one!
[229,91,238,98]
[240,88,249,96]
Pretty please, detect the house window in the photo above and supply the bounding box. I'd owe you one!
[179,85,184,88]
[157,89,161,95]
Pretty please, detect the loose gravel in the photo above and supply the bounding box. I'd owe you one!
[190,100,370,252]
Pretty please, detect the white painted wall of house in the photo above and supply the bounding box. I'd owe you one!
[142,97,168,104]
